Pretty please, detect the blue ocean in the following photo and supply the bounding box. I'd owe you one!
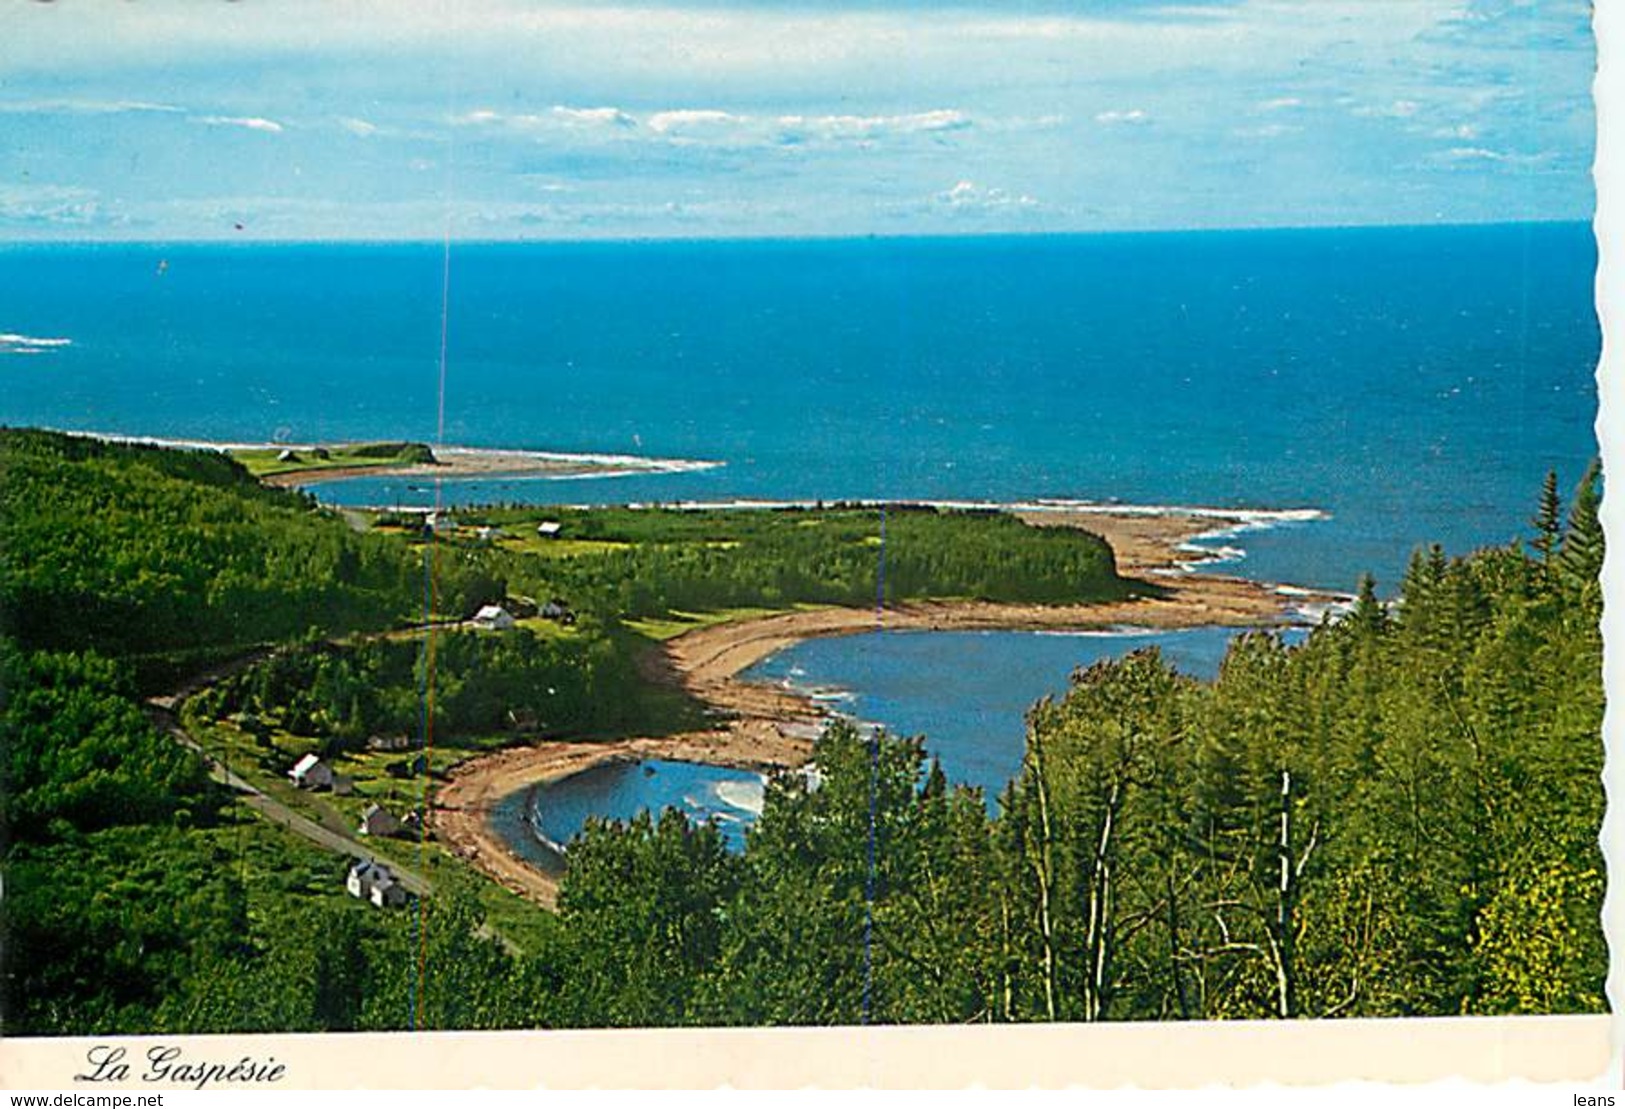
[4,224,1599,839]
[0,223,1598,592]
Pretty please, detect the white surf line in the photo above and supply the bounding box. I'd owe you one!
[571,496,1328,521]
[0,332,73,354]
[35,428,722,476]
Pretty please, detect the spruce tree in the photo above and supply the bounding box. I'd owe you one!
[1531,469,1562,563]
[1558,460,1603,590]
[1351,573,1388,635]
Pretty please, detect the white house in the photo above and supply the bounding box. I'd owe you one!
[346,860,408,909]
[472,604,517,631]
[475,525,499,542]
[358,804,402,838]
[536,521,563,538]
[288,753,334,790]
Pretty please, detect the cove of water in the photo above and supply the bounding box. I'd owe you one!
[743,625,1310,808]
[517,758,766,856]
[518,625,1309,851]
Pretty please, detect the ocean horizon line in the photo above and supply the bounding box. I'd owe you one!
[0,216,1593,252]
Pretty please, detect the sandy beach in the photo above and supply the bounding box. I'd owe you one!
[433,506,1343,908]
[258,445,720,487]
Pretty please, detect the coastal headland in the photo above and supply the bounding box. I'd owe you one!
[56,431,719,486]
[434,508,1345,909]
[256,445,720,487]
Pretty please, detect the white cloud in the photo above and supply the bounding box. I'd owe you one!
[195,115,285,133]
[647,109,742,135]
[1431,145,1554,166]
[1353,99,1421,119]
[1443,146,1503,160]
[453,104,972,149]
[551,106,636,128]
[0,0,1591,238]
[1233,123,1301,139]
[776,109,972,143]
[935,179,1038,212]
[1432,123,1481,140]
[0,184,113,228]
[455,106,635,133]
[0,99,182,115]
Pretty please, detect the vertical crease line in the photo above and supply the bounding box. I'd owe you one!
[415,196,453,1033]
[864,504,886,1024]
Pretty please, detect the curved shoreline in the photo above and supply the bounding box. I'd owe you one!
[46,429,720,487]
[432,507,1345,909]
[261,446,722,488]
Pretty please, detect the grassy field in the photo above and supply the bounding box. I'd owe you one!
[498,535,633,557]
[624,604,824,641]
[232,441,436,478]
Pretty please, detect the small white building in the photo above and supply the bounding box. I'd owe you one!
[475,526,500,542]
[536,521,563,538]
[346,860,408,909]
[288,753,334,790]
[472,604,517,631]
[358,804,403,838]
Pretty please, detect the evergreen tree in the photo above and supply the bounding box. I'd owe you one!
[1531,469,1562,563]
[1558,460,1603,592]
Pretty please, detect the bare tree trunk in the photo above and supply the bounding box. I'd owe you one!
[1274,768,1296,1019]
[1166,870,1190,1020]
[1028,732,1059,1022]
[999,892,1015,1022]
[1082,780,1120,1021]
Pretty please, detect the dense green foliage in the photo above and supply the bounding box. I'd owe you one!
[2,645,211,841]
[470,503,1131,619]
[0,638,558,1035]
[527,468,1609,1025]
[0,430,500,664]
[0,432,1604,1033]
[196,625,662,747]
[988,532,1606,1020]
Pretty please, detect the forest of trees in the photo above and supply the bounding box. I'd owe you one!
[0,429,503,682]
[472,503,1131,621]
[194,626,660,746]
[0,428,1606,1032]
[549,470,1604,1024]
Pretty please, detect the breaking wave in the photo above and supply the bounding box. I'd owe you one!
[0,332,72,355]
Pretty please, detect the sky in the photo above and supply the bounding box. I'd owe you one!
[0,0,1597,240]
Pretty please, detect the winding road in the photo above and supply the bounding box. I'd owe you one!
[144,697,432,897]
